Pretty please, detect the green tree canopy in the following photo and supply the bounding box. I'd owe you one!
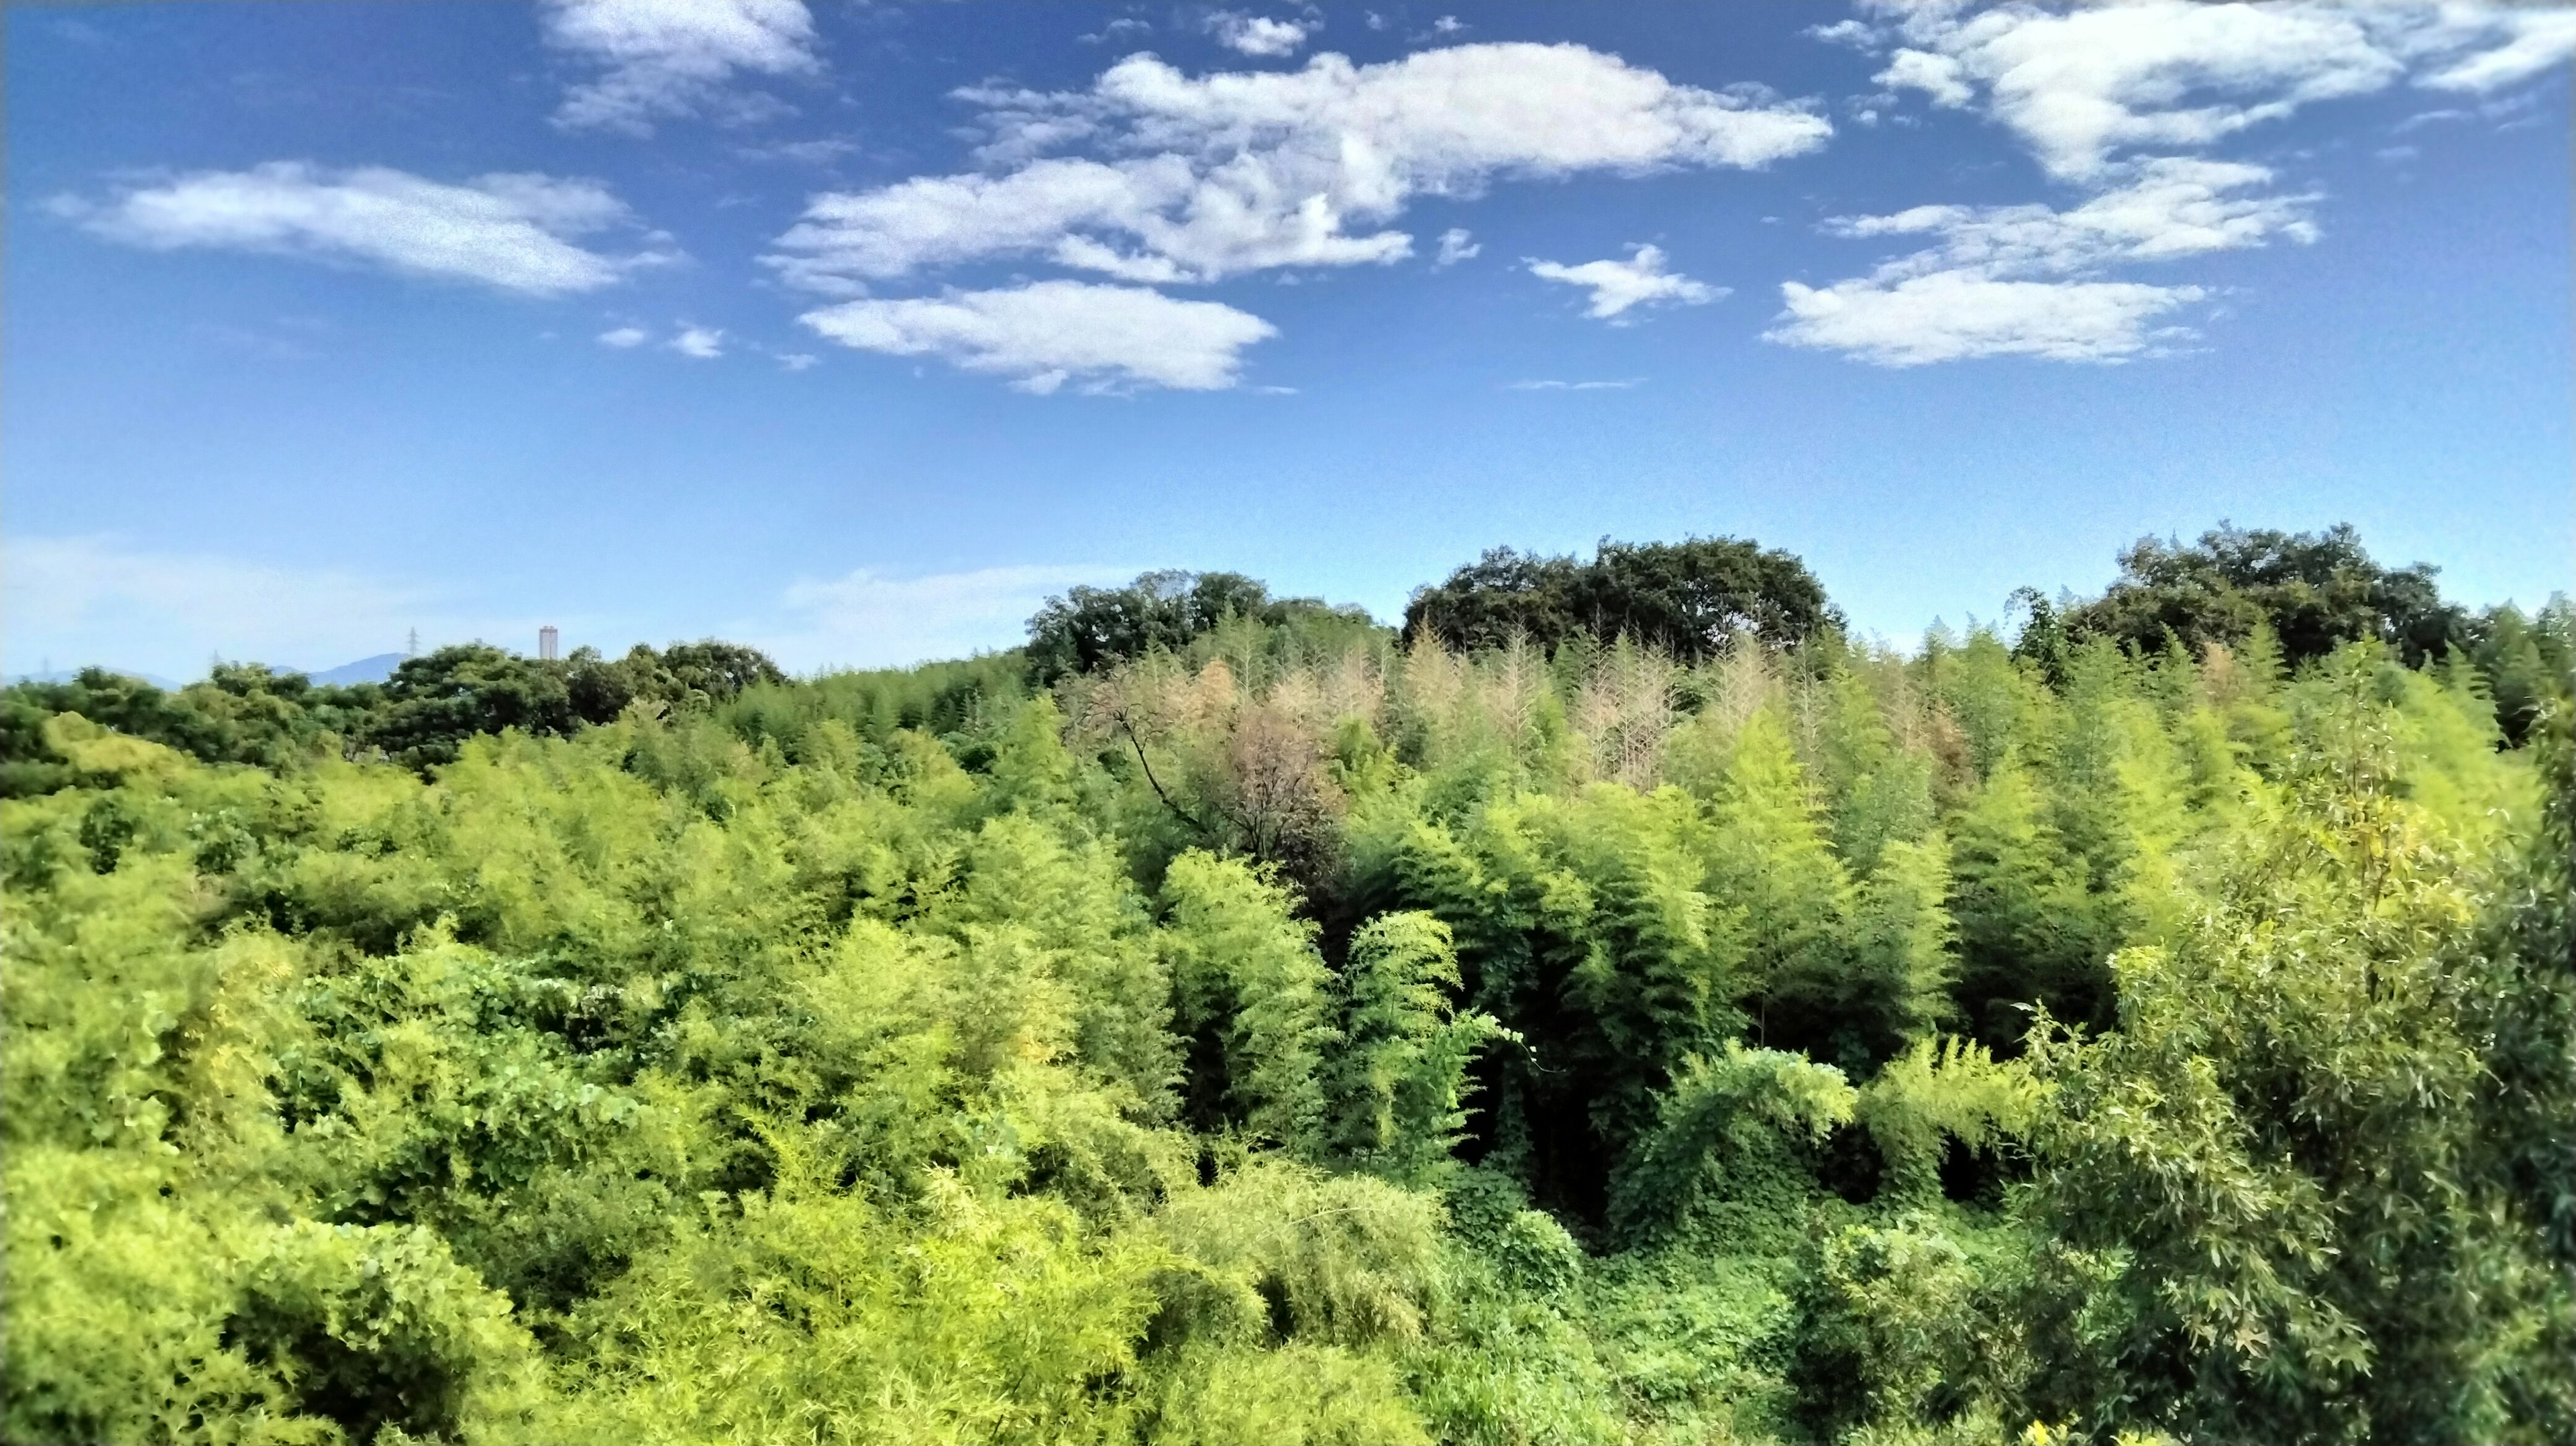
[2045,522,2466,667]
[1026,569,1375,682]
[1400,537,1841,661]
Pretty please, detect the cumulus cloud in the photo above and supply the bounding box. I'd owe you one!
[543,0,820,135]
[767,44,1831,291]
[798,280,1278,392]
[1206,11,1309,58]
[1849,1,2574,180]
[62,163,670,296]
[669,325,726,357]
[1768,273,2201,366]
[1766,1,2542,368]
[763,563,1133,671]
[1527,243,1721,321]
[598,325,650,346]
[1772,159,2312,365]
[1891,1,2396,180]
[1874,48,1972,108]
[1434,227,1480,266]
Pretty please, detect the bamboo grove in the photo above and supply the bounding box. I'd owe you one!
[5,532,2572,1445]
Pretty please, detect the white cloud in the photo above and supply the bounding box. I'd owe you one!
[1875,48,1972,107]
[1207,12,1309,58]
[769,157,1212,292]
[598,325,650,346]
[1831,158,2317,278]
[2417,8,2576,92]
[1888,1,2399,180]
[1527,243,1721,321]
[798,280,1279,392]
[669,325,726,357]
[1083,17,1154,46]
[1775,159,2312,366]
[1434,227,1480,266]
[68,162,667,296]
[1768,272,2202,366]
[762,563,1133,671]
[1785,2,2572,367]
[1507,377,1644,390]
[768,44,1831,290]
[1853,1,2575,180]
[0,537,1142,683]
[740,136,860,166]
[544,0,820,134]
[777,352,820,371]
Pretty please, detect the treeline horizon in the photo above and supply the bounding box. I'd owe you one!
[6,519,2572,1445]
[9,522,2572,790]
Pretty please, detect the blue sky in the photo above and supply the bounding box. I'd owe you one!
[8,1,2571,678]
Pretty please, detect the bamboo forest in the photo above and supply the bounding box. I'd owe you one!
[5,526,2572,1446]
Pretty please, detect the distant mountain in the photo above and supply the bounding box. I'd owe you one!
[5,656,409,690]
[6,667,184,689]
[305,653,406,686]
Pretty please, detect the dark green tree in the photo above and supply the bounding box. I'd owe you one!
[1026,570,1370,683]
[1402,537,1840,661]
[1,664,380,791]
[2060,522,2465,667]
[366,645,575,771]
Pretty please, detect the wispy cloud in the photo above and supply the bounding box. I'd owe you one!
[0,537,1141,683]
[669,325,726,358]
[800,280,1277,393]
[543,0,822,135]
[1506,378,1644,391]
[1770,273,2201,367]
[1527,244,1721,322]
[3,535,463,680]
[759,563,1134,671]
[60,163,672,296]
[1770,158,2314,366]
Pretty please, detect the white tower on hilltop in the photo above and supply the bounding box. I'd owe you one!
[538,625,559,662]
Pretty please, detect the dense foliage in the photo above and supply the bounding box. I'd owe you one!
[1401,538,1841,661]
[2021,522,2471,671]
[1026,571,1381,684]
[7,532,2571,1445]
[1,641,790,787]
